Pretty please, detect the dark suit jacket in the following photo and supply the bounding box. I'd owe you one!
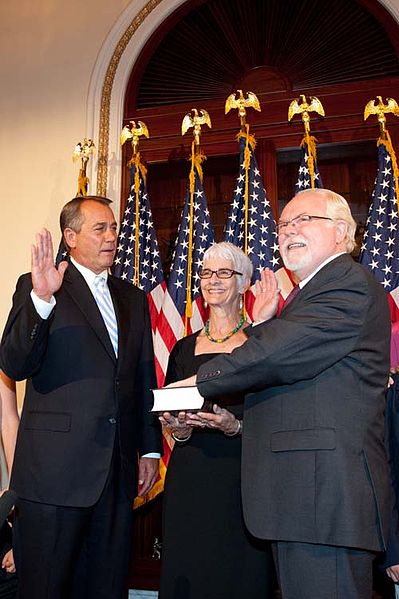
[197,254,391,552]
[383,373,399,567]
[0,263,162,507]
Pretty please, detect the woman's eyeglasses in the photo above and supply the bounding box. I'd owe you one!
[198,268,242,279]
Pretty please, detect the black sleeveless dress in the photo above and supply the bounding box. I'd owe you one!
[159,332,275,599]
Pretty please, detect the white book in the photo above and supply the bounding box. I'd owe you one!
[151,386,213,413]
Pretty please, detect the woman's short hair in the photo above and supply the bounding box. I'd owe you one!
[295,188,357,253]
[202,242,253,292]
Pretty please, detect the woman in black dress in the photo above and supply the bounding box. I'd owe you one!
[159,242,275,599]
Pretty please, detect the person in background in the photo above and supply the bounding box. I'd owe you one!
[170,189,392,599]
[0,372,19,595]
[0,374,19,482]
[159,242,276,599]
[0,196,162,599]
[383,321,399,598]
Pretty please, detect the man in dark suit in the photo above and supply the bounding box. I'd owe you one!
[178,189,392,598]
[0,196,162,598]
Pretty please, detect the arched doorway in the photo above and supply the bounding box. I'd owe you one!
[119,0,399,269]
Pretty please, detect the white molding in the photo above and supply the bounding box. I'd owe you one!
[86,0,187,220]
[378,0,399,22]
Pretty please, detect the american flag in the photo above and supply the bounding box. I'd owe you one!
[295,137,323,193]
[55,239,69,266]
[112,156,166,506]
[359,139,399,322]
[223,131,293,317]
[112,156,165,331]
[151,151,215,491]
[154,152,215,386]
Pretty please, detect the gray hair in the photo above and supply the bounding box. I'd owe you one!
[295,188,357,253]
[202,242,253,292]
[60,196,112,240]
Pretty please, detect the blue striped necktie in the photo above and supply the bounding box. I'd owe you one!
[94,276,118,357]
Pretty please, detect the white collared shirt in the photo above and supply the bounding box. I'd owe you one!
[298,252,346,290]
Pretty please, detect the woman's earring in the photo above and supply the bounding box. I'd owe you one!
[239,295,243,311]
[203,300,208,309]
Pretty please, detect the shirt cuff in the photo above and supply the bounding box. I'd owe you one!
[30,291,56,319]
[141,453,161,459]
[251,320,265,326]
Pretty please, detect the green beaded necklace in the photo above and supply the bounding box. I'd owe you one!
[205,314,246,344]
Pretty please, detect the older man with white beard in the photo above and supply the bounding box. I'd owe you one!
[172,189,392,599]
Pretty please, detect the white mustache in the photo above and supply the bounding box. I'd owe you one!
[281,238,307,251]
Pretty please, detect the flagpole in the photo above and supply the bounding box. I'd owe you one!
[133,154,142,286]
[185,141,196,332]
[303,130,317,189]
[120,120,150,286]
[225,91,261,257]
[288,95,324,189]
[181,108,212,335]
[364,96,399,211]
[380,133,399,212]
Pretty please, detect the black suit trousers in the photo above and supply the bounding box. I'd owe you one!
[13,446,133,599]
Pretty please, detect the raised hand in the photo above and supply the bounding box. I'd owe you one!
[31,229,68,301]
[252,268,280,324]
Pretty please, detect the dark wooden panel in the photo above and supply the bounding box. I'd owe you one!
[128,495,163,591]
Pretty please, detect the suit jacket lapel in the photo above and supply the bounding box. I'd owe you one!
[62,264,117,363]
[279,254,350,317]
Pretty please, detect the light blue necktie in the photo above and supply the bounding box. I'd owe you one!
[94,276,118,357]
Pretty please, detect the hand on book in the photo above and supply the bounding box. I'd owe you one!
[159,410,193,441]
[187,404,240,435]
[160,403,241,439]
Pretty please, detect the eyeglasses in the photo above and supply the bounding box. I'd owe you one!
[276,214,334,234]
[198,268,242,279]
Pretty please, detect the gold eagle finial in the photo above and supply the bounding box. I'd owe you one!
[364,96,399,136]
[181,109,212,146]
[120,120,149,154]
[225,90,261,127]
[72,138,95,197]
[72,138,95,163]
[288,95,325,135]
